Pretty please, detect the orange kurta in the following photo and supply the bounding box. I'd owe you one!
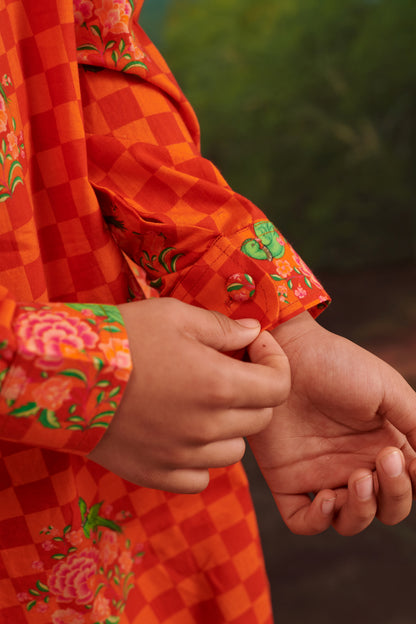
[0,1,329,623]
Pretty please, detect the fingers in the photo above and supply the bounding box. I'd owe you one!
[190,308,262,352]
[377,359,416,449]
[374,448,412,524]
[332,448,412,535]
[272,491,336,536]
[330,470,377,535]
[273,448,413,536]
[207,330,291,410]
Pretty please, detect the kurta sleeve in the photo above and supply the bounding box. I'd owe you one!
[75,13,330,330]
[0,286,132,454]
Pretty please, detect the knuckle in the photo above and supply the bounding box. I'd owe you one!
[204,370,234,407]
[195,419,219,444]
[207,310,230,352]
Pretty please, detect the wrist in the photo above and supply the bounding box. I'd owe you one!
[270,311,321,357]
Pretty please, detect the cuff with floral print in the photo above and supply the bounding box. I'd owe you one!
[157,220,330,330]
[0,296,132,454]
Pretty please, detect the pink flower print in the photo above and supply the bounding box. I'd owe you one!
[294,284,307,299]
[101,503,114,518]
[42,540,56,552]
[95,0,132,36]
[99,529,119,567]
[0,107,7,133]
[292,250,321,288]
[32,560,45,572]
[49,549,99,605]
[118,549,133,575]
[52,608,85,624]
[127,41,146,62]
[18,131,25,159]
[277,285,288,302]
[32,376,73,411]
[274,259,293,278]
[73,0,94,26]
[98,337,132,381]
[7,130,19,159]
[36,602,49,614]
[14,309,99,369]
[1,74,11,87]
[66,528,85,548]
[1,365,28,401]
[91,593,111,622]
[17,592,31,603]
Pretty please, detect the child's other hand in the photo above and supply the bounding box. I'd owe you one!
[88,298,290,493]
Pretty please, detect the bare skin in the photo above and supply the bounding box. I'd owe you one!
[248,312,416,535]
[89,299,416,536]
[88,298,291,493]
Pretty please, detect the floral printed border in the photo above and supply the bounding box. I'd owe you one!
[0,74,25,202]
[18,498,144,624]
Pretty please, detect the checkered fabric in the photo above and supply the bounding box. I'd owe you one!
[0,1,330,622]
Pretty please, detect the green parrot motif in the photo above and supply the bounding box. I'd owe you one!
[241,238,271,261]
[241,221,285,261]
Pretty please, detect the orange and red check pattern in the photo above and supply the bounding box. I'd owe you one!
[0,1,329,622]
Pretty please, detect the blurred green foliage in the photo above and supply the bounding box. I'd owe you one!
[161,0,416,269]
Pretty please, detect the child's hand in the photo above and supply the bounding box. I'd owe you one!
[88,298,290,493]
[248,312,416,535]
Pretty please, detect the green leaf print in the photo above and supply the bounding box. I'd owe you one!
[101,304,125,324]
[36,581,49,593]
[90,25,103,41]
[39,409,61,429]
[158,247,175,272]
[170,253,183,272]
[8,160,22,184]
[0,193,10,203]
[93,357,104,371]
[9,402,39,417]
[79,497,88,523]
[77,43,99,52]
[59,369,88,383]
[122,60,148,72]
[10,176,24,193]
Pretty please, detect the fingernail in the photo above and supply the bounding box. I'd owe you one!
[321,497,336,515]
[381,451,403,478]
[235,318,260,329]
[355,474,373,501]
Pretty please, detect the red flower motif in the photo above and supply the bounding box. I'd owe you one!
[14,309,99,369]
[32,376,73,411]
[48,549,99,605]
[95,0,131,36]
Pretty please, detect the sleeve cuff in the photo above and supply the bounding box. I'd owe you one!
[164,220,330,330]
[0,301,132,455]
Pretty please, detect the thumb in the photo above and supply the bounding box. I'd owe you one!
[248,330,291,371]
[191,309,261,352]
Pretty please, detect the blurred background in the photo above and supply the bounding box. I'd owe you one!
[141,2,415,622]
